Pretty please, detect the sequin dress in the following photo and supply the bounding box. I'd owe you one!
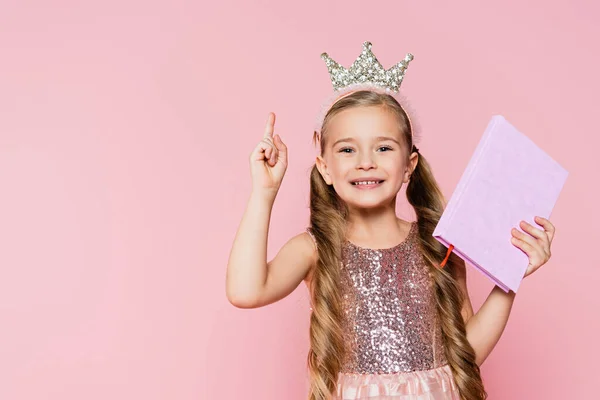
[307,222,460,399]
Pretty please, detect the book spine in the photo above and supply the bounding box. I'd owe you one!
[438,239,511,292]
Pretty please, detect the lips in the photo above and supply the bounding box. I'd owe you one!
[350,178,385,185]
[352,180,383,186]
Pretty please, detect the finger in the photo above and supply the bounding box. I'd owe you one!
[263,112,275,139]
[252,140,273,162]
[518,220,549,243]
[511,227,541,250]
[535,216,555,242]
[261,137,277,156]
[267,149,275,166]
[263,138,279,161]
[263,140,278,165]
[511,235,535,256]
[274,134,288,164]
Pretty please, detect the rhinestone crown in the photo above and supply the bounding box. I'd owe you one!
[320,41,414,93]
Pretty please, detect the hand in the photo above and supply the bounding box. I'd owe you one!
[510,216,555,278]
[249,112,288,194]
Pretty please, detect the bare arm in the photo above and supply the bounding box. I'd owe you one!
[225,112,315,308]
[453,255,516,366]
[465,286,516,366]
[254,230,316,308]
[225,190,315,308]
[463,216,555,366]
[225,190,275,307]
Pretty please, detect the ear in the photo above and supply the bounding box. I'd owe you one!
[403,152,419,183]
[315,155,333,185]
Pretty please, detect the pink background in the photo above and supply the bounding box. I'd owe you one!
[0,1,597,399]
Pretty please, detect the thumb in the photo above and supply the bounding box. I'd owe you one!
[274,134,288,164]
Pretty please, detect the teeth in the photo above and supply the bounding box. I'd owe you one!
[353,180,380,185]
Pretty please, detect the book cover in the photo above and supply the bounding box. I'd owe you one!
[432,115,569,293]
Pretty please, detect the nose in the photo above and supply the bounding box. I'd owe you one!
[356,152,377,170]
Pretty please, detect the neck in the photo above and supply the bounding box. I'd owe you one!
[345,203,410,248]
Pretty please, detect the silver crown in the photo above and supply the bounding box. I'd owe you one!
[320,41,413,93]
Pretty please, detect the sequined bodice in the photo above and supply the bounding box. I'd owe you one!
[339,222,447,374]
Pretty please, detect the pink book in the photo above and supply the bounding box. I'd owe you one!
[432,115,568,293]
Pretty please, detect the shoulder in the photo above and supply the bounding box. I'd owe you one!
[277,228,317,282]
[283,229,317,260]
[300,228,318,285]
[246,230,318,308]
[305,227,317,248]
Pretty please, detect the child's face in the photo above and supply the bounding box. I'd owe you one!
[316,105,418,211]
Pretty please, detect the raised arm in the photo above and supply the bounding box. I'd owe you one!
[225,192,315,308]
[453,254,516,366]
[465,285,516,366]
[463,217,555,366]
[225,112,315,308]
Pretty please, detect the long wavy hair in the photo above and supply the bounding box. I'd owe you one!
[306,90,487,400]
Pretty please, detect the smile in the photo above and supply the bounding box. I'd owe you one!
[351,180,384,188]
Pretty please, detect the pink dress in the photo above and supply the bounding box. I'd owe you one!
[308,222,460,399]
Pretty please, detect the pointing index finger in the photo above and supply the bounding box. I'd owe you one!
[264,112,275,139]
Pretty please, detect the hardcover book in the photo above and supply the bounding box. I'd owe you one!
[432,115,569,293]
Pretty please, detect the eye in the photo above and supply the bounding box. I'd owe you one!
[338,147,354,153]
[378,146,393,152]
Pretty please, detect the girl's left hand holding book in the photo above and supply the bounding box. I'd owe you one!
[511,216,556,278]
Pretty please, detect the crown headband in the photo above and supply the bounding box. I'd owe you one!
[314,41,422,147]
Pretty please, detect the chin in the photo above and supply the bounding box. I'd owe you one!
[343,195,393,210]
[334,183,398,209]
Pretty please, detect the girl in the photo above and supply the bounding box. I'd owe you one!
[226,45,555,400]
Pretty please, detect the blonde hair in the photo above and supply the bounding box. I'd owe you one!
[306,90,487,400]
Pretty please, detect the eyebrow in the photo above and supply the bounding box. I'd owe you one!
[332,136,401,147]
